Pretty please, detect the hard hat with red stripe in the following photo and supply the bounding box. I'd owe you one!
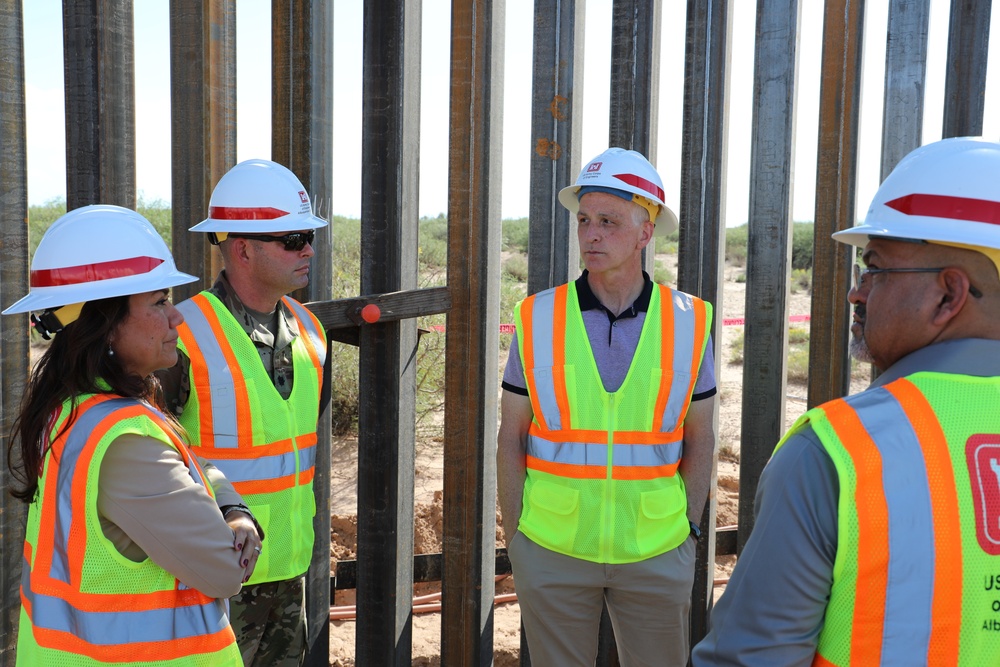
[833,137,1000,252]
[189,159,328,237]
[3,205,197,317]
[558,147,678,236]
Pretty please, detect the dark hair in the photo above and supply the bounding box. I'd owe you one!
[8,294,164,502]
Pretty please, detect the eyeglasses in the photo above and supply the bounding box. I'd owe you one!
[228,230,315,251]
[852,264,982,298]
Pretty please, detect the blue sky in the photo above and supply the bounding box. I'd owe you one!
[22,0,995,225]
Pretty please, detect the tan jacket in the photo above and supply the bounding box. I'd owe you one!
[96,433,246,599]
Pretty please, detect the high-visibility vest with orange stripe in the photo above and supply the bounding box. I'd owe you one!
[775,372,1000,666]
[17,393,241,666]
[176,292,327,584]
[514,282,712,564]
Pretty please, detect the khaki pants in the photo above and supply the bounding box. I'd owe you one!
[508,531,696,667]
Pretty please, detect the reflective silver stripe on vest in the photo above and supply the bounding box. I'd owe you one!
[22,558,230,644]
[177,299,240,448]
[526,435,682,468]
[210,444,315,483]
[844,387,935,662]
[284,298,328,368]
[51,398,183,584]
[525,286,700,437]
[525,289,561,430]
[661,290,697,431]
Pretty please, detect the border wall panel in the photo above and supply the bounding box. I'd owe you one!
[442,0,504,664]
[356,1,421,663]
[678,0,733,643]
[63,0,135,209]
[807,0,865,409]
[527,0,583,295]
[738,0,800,551]
[271,4,334,663]
[942,0,991,138]
[169,0,236,300]
[0,1,29,659]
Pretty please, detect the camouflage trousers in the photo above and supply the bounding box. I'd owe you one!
[229,575,307,667]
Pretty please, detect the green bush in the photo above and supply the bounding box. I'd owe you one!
[653,259,675,286]
[788,326,809,345]
[791,222,814,270]
[725,225,748,266]
[728,331,744,364]
[791,268,812,293]
[723,222,815,271]
[786,345,810,383]
[502,217,529,254]
[503,253,529,282]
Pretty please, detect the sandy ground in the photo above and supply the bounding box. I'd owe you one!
[325,255,862,665]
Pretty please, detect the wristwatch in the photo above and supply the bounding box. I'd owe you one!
[688,519,702,541]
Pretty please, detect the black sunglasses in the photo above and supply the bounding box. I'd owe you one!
[229,230,315,251]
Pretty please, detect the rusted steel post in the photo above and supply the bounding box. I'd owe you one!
[807,0,865,410]
[880,0,929,180]
[609,0,662,276]
[0,1,29,660]
[271,5,334,663]
[272,0,334,305]
[738,0,800,552]
[355,0,421,664]
[168,0,236,301]
[678,0,733,644]
[442,0,503,665]
[62,0,135,210]
[527,0,583,295]
[942,0,991,138]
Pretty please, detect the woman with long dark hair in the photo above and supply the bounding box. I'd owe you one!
[4,205,262,666]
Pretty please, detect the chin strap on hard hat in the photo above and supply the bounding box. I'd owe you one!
[30,302,84,339]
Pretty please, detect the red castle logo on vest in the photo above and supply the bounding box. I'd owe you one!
[966,435,1000,556]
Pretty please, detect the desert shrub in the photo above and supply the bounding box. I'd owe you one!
[725,225,748,266]
[786,345,810,382]
[653,258,675,285]
[788,326,809,345]
[503,253,529,282]
[502,217,529,254]
[791,222,814,270]
[791,268,812,293]
[734,273,746,284]
[728,330,744,364]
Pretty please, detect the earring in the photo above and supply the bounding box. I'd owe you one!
[108,345,115,357]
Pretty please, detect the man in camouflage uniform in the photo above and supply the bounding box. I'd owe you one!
[159,159,329,666]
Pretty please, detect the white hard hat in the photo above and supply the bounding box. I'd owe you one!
[189,159,328,235]
[833,137,1000,251]
[3,205,197,316]
[558,147,678,236]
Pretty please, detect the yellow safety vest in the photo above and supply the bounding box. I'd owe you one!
[775,372,1000,666]
[514,281,711,563]
[17,393,241,666]
[176,292,327,584]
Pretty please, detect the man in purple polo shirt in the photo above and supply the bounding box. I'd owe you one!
[497,147,718,666]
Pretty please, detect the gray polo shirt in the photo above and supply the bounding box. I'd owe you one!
[502,271,717,399]
[691,338,1000,667]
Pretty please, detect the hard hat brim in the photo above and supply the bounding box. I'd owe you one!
[2,269,199,315]
[189,212,328,234]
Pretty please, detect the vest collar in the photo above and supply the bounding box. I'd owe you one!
[576,270,654,322]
